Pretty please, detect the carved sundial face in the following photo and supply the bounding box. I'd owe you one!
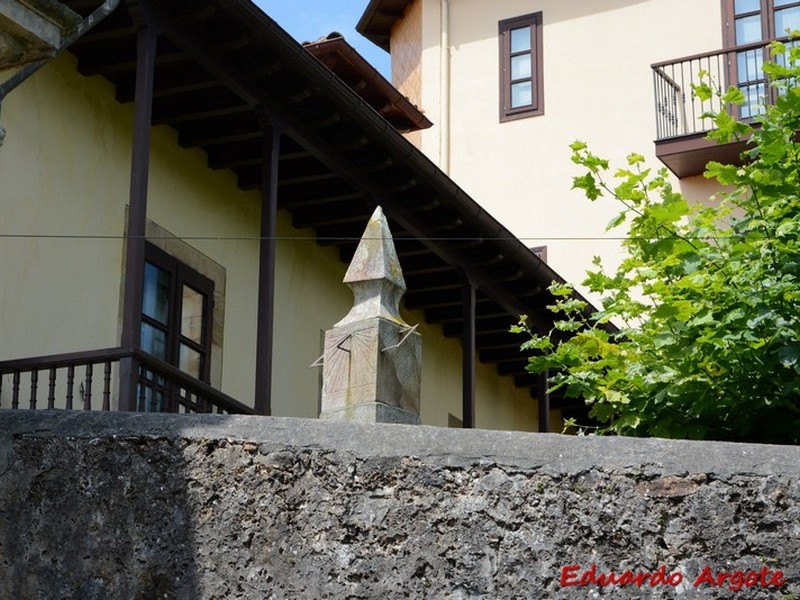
[323,326,378,398]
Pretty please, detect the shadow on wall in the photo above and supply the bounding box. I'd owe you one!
[0,411,203,598]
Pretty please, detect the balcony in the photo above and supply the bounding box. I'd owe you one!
[0,347,255,414]
[651,40,782,178]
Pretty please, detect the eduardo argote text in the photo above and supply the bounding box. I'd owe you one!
[560,564,787,592]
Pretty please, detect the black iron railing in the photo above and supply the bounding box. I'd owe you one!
[0,347,255,414]
[652,39,794,140]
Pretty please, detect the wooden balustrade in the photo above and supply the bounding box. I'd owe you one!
[0,347,254,415]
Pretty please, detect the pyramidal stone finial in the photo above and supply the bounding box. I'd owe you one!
[319,206,422,424]
[336,206,410,327]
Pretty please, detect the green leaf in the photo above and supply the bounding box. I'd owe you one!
[653,300,696,322]
[590,402,617,423]
[572,173,602,200]
[692,81,713,102]
[778,343,800,369]
[722,86,745,105]
[606,212,626,230]
[569,140,587,151]
[704,161,740,185]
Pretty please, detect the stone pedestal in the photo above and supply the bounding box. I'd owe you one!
[320,317,421,424]
[319,206,422,424]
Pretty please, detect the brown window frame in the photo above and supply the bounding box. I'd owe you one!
[722,0,800,47]
[499,12,544,122]
[720,0,800,116]
[141,243,214,383]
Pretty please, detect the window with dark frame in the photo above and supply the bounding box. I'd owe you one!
[499,12,544,122]
[723,0,800,117]
[141,243,214,384]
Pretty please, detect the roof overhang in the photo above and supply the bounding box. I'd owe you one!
[303,33,430,133]
[356,0,413,52]
[58,0,601,410]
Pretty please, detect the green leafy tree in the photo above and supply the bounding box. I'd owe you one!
[516,40,800,444]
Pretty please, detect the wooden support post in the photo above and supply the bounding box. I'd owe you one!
[254,125,281,415]
[119,7,157,411]
[537,370,550,433]
[461,275,476,428]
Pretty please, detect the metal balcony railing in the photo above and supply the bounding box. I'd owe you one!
[652,39,795,141]
[0,347,255,414]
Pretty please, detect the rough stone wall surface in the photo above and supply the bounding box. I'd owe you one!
[1,411,799,599]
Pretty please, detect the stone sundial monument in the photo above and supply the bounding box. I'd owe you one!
[318,206,422,424]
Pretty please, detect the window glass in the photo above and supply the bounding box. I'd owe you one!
[735,0,761,13]
[179,344,202,379]
[142,262,170,324]
[775,6,800,34]
[511,54,532,80]
[735,14,763,43]
[141,323,167,361]
[737,48,764,82]
[510,26,531,53]
[740,83,766,118]
[774,0,797,7]
[511,81,533,107]
[181,285,204,344]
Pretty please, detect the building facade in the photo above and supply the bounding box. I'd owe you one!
[358,0,799,295]
[0,0,590,432]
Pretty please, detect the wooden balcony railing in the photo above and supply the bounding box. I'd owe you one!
[0,347,255,414]
[652,39,795,140]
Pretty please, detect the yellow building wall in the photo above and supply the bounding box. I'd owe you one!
[0,55,128,359]
[0,51,547,431]
[400,0,724,300]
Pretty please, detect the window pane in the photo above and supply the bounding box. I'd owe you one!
[181,285,205,344]
[775,6,800,35]
[510,81,532,108]
[179,344,202,378]
[510,54,532,80]
[143,262,170,324]
[734,0,760,13]
[735,14,763,43]
[510,26,531,53]
[141,323,167,361]
[737,48,764,83]
[740,83,766,118]
[774,0,797,7]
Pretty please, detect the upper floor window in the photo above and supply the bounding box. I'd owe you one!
[499,12,543,122]
[725,0,800,44]
[724,0,800,116]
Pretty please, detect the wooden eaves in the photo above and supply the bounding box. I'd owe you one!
[62,0,599,424]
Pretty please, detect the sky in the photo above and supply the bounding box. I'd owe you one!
[255,1,391,78]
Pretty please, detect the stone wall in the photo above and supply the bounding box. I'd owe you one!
[1,411,799,599]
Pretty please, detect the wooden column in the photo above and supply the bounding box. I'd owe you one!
[537,370,551,433]
[118,6,158,411]
[254,126,281,415]
[461,275,476,428]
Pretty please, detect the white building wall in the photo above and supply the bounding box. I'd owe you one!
[397,0,724,297]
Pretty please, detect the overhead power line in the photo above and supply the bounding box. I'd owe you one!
[0,233,784,242]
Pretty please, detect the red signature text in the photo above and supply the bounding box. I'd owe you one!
[560,564,786,592]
